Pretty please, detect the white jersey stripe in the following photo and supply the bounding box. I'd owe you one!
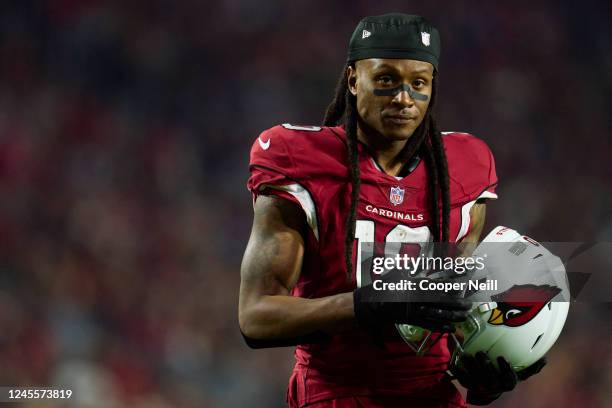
[456,190,498,242]
[260,183,319,240]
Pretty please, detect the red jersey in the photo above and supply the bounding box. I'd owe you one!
[247,124,498,407]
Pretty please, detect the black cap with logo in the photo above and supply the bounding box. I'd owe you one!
[347,13,441,70]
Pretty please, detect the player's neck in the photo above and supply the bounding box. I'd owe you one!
[357,127,408,177]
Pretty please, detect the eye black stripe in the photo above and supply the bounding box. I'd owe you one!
[373,84,429,101]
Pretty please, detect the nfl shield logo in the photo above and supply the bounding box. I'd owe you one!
[389,186,405,206]
[421,31,431,46]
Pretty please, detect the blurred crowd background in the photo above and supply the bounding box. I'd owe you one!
[0,1,610,407]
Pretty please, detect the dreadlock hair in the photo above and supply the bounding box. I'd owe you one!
[323,64,450,280]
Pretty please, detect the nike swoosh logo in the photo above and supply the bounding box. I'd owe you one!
[258,137,270,150]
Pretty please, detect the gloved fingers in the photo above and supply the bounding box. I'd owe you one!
[475,352,500,389]
[461,354,481,378]
[517,357,547,381]
[421,307,469,322]
[496,357,519,391]
[455,354,480,389]
[434,299,473,311]
[455,352,521,396]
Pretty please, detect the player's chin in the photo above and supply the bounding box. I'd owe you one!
[381,122,418,140]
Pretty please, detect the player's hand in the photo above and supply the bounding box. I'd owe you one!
[516,356,547,381]
[451,352,547,405]
[353,270,471,333]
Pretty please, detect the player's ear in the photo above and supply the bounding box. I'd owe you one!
[347,64,358,96]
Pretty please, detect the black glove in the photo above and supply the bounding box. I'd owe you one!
[451,352,547,405]
[353,271,471,333]
[517,357,547,381]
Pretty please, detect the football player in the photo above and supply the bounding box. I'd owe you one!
[239,13,544,407]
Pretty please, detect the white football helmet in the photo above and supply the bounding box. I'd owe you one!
[448,226,570,371]
[396,226,570,370]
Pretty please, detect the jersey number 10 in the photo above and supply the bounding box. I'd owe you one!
[354,220,432,287]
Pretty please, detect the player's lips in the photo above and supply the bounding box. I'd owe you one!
[383,115,415,124]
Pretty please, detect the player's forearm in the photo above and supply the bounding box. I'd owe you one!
[239,292,355,340]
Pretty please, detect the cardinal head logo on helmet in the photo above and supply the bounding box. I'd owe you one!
[488,284,562,327]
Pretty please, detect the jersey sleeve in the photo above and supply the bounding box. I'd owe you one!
[247,126,296,200]
[247,126,320,240]
[445,132,498,203]
[477,139,498,200]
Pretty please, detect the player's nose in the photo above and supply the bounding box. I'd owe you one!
[392,87,415,107]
